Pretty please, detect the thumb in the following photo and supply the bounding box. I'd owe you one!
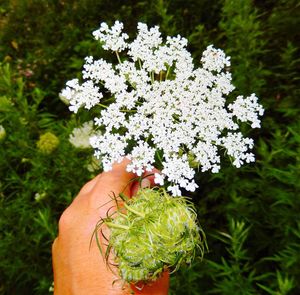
[130,168,161,196]
[131,177,151,196]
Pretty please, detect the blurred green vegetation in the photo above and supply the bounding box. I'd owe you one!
[0,0,299,294]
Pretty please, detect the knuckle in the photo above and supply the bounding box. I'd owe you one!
[52,237,58,253]
[58,207,74,233]
[79,174,102,195]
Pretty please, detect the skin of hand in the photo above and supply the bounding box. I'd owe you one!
[52,159,169,295]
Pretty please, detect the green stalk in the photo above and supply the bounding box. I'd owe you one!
[115,51,122,64]
[105,222,129,230]
[165,65,171,80]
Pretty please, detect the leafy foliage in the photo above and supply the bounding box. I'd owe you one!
[0,63,95,294]
[0,0,299,294]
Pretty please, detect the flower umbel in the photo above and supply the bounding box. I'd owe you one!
[62,21,264,195]
[36,132,59,154]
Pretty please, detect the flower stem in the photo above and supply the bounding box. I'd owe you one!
[138,59,142,70]
[124,203,145,218]
[150,71,154,84]
[115,51,122,64]
[98,103,108,108]
[166,65,171,80]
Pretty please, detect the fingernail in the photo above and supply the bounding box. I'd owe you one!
[141,178,151,189]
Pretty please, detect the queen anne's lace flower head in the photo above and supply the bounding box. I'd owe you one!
[62,21,264,195]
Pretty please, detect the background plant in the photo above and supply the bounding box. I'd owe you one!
[0,0,299,294]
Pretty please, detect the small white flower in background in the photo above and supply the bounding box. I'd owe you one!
[49,281,54,292]
[0,125,6,141]
[86,155,102,173]
[62,21,264,195]
[69,121,95,149]
[34,192,47,202]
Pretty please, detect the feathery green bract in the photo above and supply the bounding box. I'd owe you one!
[100,188,206,283]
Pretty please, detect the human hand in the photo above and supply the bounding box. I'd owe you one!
[52,159,169,294]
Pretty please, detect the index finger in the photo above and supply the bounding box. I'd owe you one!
[87,158,135,209]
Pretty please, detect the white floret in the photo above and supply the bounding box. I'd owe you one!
[93,21,129,52]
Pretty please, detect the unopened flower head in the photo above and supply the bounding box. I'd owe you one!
[37,132,59,154]
[104,188,205,282]
[62,21,264,195]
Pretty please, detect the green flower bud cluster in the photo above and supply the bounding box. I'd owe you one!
[100,188,206,284]
[36,132,59,154]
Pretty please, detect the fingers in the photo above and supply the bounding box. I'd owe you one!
[88,158,135,208]
[78,174,102,195]
[131,178,151,197]
[74,160,162,211]
[130,271,169,295]
[92,158,135,193]
[130,168,161,197]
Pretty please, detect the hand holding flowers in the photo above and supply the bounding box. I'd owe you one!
[52,160,169,294]
[58,20,264,289]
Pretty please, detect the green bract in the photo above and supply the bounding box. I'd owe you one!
[97,187,206,283]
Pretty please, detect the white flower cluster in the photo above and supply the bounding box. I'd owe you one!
[69,121,95,149]
[93,21,129,52]
[61,79,103,113]
[62,21,264,195]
